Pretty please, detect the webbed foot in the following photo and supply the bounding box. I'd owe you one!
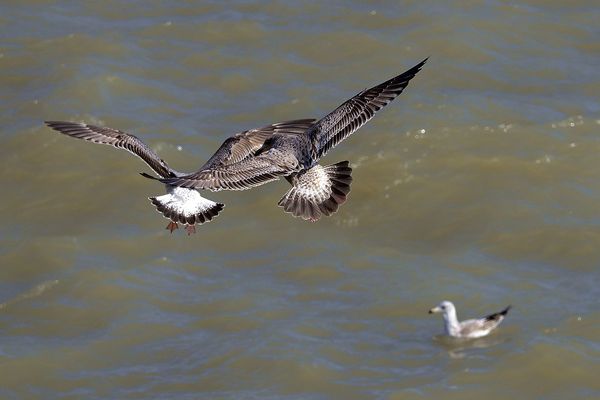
[166,221,178,233]
[185,225,196,235]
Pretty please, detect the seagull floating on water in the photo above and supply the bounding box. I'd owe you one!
[429,301,511,339]
[45,58,426,232]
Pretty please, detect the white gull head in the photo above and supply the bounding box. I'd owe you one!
[429,300,460,336]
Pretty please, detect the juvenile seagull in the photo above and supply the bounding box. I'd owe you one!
[429,301,511,339]
[45,119,315,234]
[46,58,426,230]
[161,58,428,222]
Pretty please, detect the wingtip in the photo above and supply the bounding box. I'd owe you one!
[44,120,68,126]
[414,57,429,70]
[398,57,429,80]
[44,120,83,130]
[140,172,160,181]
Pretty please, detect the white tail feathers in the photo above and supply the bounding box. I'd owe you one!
[150,186,224,225]
[278,161,352,221]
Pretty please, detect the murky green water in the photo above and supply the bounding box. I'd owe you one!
[1,1,599,399]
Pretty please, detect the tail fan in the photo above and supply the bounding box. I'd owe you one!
[278,161,352,221]
[149,186,224,226]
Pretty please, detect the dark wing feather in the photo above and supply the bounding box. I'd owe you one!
[199,119,316,170]
[161,152,289,191]
[309,58,427,159]
[161,120,316,191]
[484,305,512,322]
[45,121,174,178]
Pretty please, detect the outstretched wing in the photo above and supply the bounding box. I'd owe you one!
[199,119,316,169]
[309,58,427,159]
[162,119,316,191]
[45,121,174,178]
[161,151,291,191]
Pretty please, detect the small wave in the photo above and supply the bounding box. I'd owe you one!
[0,279,59,310]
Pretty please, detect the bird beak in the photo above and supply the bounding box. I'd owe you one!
[429,307,440,314]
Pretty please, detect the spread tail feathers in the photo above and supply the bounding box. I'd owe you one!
[149,186,224,226]
[278,161,352,222]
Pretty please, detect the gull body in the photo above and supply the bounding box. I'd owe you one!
[45,58,427,231]
[429,301,511,339]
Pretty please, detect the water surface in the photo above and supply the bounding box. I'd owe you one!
[0,1,599,399]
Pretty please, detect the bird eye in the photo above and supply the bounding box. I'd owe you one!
[441,306,446,310]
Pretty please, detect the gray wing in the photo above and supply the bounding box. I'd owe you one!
[161,119,316,191]
[45,121,174,178]
[459,306,511,337]
[309,58,427,159]
[160,150,293,191]
[199,119,316,169]
[458,319,497,337]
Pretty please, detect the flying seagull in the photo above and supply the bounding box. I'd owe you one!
[160,58,428,221]
[429,301,511,339]
[46,58,426,231]
[45,119,316,234]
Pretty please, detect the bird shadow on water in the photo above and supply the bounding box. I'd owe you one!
[432,334,510,359]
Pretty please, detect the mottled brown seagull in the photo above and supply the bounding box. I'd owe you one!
[160,58,428,221]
